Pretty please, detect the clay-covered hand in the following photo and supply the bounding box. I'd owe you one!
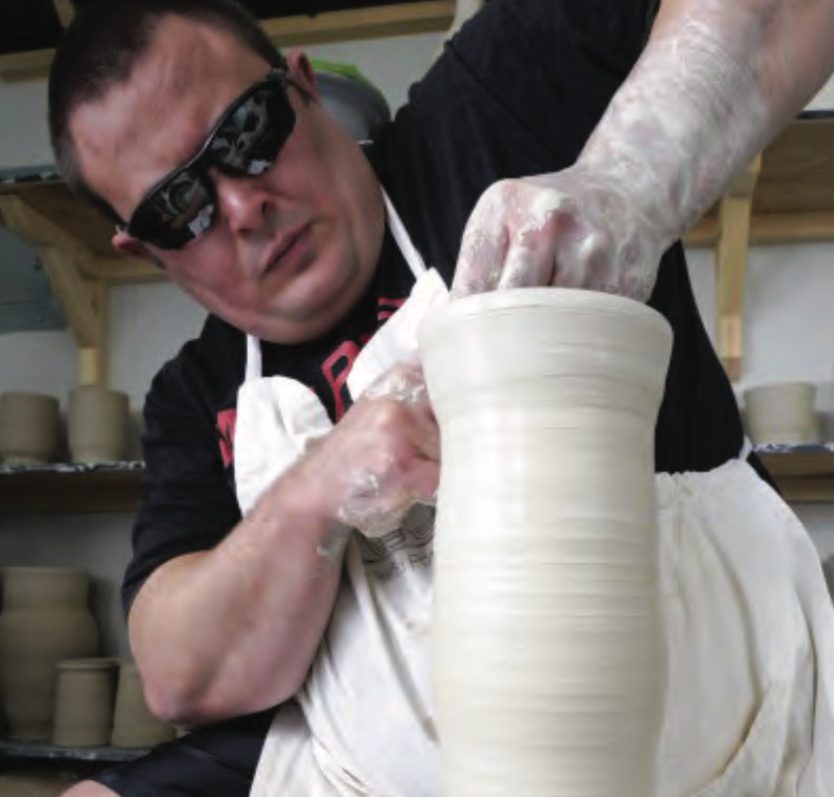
[454,0,834,305]
[300,360,439,539]
[451,167,666,302]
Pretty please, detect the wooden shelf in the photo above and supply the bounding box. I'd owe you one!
[686,113,834,248]
[0,1,455,82]
[0,739,148,764]
[758,449,834,502]
[683,112,834,380]
[0,464,144,515]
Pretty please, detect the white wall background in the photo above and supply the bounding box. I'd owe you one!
[1,29,834,653]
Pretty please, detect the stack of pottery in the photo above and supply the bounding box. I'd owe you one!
[68,385,130,463]
[52,657,119,747]
[815,376,834,442]
[110,660,176,748]
[0,568,99,741]
[742,381,819,445]
[0,392,60,464]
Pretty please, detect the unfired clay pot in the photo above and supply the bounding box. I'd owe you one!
[0,392,60,465]
[68,385,130,463]
[743,381,819,445]
[111,660,176,748]
[420,288,673,797]
[0,567,99,741]
[0,772,81,797]
[52,657,118,747]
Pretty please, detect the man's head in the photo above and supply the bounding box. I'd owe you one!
[49,0,385,343]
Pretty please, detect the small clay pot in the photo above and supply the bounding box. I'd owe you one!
[743,381,819,445]
[0,772,81,796]
[52,657,118,747]
[0,392,60,465]
[0,568,99,741]
[111,660,176,748]
[68,385,129,463]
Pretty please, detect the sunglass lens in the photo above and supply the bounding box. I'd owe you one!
[133,171,215,249]
[210,86,295,176]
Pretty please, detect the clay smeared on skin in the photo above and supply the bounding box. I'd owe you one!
[581,9,769,244]
[452,0,804,303]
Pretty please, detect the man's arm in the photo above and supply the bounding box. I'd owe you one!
[452,0,834,298]
[130,362,438,727]
[581,0,834,254]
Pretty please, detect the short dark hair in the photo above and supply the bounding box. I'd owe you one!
[48,0,283,224]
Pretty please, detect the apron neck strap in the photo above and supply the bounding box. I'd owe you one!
[381,189,427,280]
[245,333,263,383]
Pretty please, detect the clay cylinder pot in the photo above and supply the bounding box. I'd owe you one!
[743,381,819,445]
[0,392,60,465]
[52,657,118,747]
[111,661,175,748]
[420,288,673,797]
[0,567,99,741]
[68,385,130,463]
[0,772,81,796]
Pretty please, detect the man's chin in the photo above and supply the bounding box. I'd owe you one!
[244,291,357,344]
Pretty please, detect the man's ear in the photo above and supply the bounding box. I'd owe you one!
[112,228,152,260]
[285,49,319,101]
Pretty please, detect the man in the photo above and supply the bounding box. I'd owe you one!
[49,0,834,794]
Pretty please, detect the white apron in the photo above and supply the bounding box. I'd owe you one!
[237,193,834,797]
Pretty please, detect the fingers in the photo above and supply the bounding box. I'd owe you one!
[449,171,663,300]
[406,458,440,506]
[337,455,439,538]
[498,239,555,290]
[364,358,428,405]
[320,359,442,538]
[364,362,439,459]
[450,198,509,298]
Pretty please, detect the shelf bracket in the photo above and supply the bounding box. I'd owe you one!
[52,0,76,28]
[714,154,762,382]
[0,194,108,385]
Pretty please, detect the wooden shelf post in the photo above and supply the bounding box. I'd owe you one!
[0,195,109,385]
[714,154,762,381]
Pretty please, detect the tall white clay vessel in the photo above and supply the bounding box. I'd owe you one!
[420,288,673,797]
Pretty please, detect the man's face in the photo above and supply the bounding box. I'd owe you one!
[70,15,385,343]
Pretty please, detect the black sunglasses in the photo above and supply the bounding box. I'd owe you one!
[123,65,296,250]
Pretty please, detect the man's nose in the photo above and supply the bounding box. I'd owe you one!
[212,170,273,236]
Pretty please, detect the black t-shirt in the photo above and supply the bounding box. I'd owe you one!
[124,0,748,611]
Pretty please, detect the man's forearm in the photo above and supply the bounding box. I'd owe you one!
[127,361,439,728]
[579,0,834,243]
[128,461,347,727]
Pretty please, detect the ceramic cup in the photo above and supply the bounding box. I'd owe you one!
[742,381,820,445]
[0,772,81,796]
[68,385,129,464]
[52,657,118,747]
[815,381,834,442]
[110,660,176,748]
[0,392,60,465]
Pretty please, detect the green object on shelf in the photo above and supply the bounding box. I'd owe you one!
[310,58,390,140]
[311,58,372,88]
[0,739,149,763]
